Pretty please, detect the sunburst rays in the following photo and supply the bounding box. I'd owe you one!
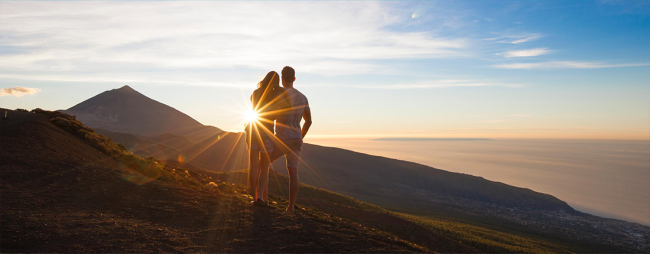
[243,104,326,188]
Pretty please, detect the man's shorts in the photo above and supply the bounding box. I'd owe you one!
[269,138,303,168]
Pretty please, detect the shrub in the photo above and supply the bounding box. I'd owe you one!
[51,117,73,131]
[205,182,220,192]
[218,183,234,193]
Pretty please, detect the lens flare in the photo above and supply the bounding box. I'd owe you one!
[412,9,422,19]
[245,110,259,123]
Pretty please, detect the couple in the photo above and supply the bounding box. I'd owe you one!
[247,66,312,212]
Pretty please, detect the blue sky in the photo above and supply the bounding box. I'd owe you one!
[1,0,648,139]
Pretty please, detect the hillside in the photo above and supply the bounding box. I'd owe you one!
[0,109,431,252]
[48,86,649,252]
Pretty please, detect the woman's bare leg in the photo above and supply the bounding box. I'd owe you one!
[248,149,260,200]
[260,169,269,202]
[257,152,271,202]
[262,156,269,202]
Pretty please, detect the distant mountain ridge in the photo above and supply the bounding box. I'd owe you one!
[62,85,220,136]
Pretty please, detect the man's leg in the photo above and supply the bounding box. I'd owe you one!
[283,138,303,212]
[249,149,261,200]
[286,166,299,212]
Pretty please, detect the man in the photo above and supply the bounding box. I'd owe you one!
[269,66,312,212]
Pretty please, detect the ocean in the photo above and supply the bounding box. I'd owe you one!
[304,138,650,225]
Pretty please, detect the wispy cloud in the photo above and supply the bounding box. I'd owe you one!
[484,34,542,44]
[511,34,542,44]
[498,48,552,58]
[354,80,523,89]
[0,86,41,97]
[493,61,650,69]
[0,73,253,89]
[0,1,467,83]
[510,114,533,117]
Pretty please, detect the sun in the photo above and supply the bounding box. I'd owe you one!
[244,110,259,123]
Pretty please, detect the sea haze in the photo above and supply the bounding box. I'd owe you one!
[304,138,650,225]
[373,138,491,141]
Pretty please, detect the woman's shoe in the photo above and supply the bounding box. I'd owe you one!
[254,198,268,207]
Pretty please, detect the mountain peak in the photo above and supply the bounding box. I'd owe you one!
[62,85,221,136]
[117,85,138,93]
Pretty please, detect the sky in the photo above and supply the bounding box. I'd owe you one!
[1,0,649,140]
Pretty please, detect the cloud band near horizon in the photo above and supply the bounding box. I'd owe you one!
[493,61,650,69]
[0,86,41,97]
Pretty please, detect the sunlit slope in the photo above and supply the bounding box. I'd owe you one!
[0,109,429,253]
[94,127,248,172]
[94,128,186,158]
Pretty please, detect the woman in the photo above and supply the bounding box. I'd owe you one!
[247,71,288,206]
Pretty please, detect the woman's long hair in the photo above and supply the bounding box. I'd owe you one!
[258,71,280,91]
[256,71,280,109]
